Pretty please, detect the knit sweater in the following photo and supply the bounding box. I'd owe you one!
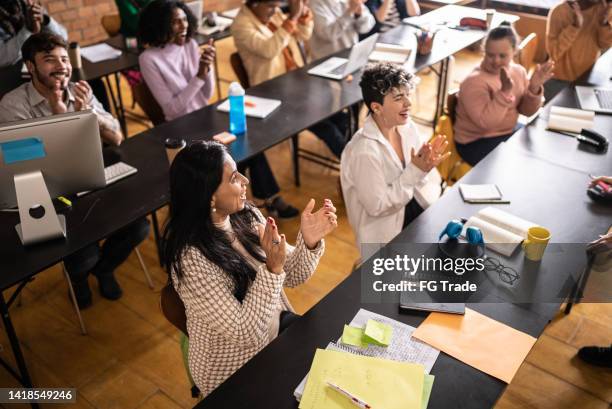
[454,62,543,145]
[546,1,612,82]
[171,211,324,397]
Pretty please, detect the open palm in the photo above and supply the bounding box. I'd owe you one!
[300,199,338,249]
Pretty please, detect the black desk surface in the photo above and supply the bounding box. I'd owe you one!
[507,49,612,176]
[145,5,517,162]
[194,139,610,409]
[0,135,169,289]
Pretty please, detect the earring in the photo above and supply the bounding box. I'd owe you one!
[211,202,216,212]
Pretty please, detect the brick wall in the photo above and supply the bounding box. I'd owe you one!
[40,0,243,45]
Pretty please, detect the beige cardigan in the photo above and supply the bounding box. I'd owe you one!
[171,211,324,397]
[231,5,313,86]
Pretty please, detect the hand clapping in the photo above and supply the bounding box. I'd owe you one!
[258,217,287,274]
[529,60,555,94]
[197,39,216,79]
[410,134,450,173]
[73,80,93,111]
[499,67,514,94]
[300,198,338,249]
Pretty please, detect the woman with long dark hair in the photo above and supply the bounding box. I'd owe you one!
[162,141,337,397]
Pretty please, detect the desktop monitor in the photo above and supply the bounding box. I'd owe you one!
[0,111,105,245]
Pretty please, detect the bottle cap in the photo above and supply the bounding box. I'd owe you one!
[228,81,245,96]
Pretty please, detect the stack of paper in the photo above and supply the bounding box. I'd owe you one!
[216,95,281,119]
[369,43,412,64]
[458,184,503,202]
[295,309,440,404]
[299,349,430,409]
[221,7,240,18]
[547,106,595,133]
[412,308,536,383]
[342,319,393,347]
[80,43,122,63]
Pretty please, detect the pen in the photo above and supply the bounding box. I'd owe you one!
[245,100,256,108]
[57,196,72,207]
[326,381,372,409]
[465,199,511,204]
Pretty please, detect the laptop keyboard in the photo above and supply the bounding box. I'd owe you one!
[330,62,348,75]
[595,89,612,110]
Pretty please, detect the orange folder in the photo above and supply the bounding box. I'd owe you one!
[412,308,536,383]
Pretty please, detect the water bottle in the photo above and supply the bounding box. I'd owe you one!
[228,82,246,135]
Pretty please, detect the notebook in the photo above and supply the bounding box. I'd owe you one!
[299,349,425,409]
[458,184,503,202]
[464,207,537,257]
[369,43,412,64]
[216,95,281,119]
[80,43,122,63]
[547,106,595,133]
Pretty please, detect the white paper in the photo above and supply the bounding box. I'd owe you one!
[459,184,502,201]
[369,43,412,64]
[294,309,440,402]
[216,95,281,119]
[548,113,593,133]
[465,217,522,257]
[80,43,122,63]
[477,207,536,238]
[550,106,595,121]
[197,15,233,35]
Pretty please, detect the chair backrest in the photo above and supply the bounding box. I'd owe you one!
[230,52,250,89]
[132,80,166,126]
[101,14,121,37]
[446,89,458,123]
[432,89,471,186]
[516,33,538,76]
[160,280,188,335]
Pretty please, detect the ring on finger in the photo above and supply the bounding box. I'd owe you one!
[272,239,280,245]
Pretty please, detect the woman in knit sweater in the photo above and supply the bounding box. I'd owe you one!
[162,141,337,397]
[453,23,555,166]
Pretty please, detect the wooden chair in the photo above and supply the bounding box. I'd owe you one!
[516,33,538,76]
[101,14,121,37]
[160,281,188,335]
[132,80,166,126]
[229,52,250,89]
[431,90,472,187]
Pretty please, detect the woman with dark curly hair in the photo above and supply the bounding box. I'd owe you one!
[138,0,300,218]
[340,62,449,259]
[162,141,337,396]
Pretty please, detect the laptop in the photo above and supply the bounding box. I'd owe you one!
[308,34,379,80]
[575,86,612,114]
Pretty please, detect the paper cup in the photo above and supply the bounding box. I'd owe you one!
[485,9,495,29]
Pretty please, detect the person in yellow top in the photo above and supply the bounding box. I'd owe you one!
[546,0,612,81]
[231,0,349,157]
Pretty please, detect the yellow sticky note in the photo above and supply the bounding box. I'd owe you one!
[421,374,434,409]
[299,349,425,409]
[364,319,393,346]
[412,308,536,383]
[341,325,368,348]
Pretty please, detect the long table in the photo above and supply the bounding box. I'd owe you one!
[192,53,612,409]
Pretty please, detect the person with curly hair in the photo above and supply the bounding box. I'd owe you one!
[340,62,449,258]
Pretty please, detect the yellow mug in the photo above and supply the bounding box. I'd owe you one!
[522,226,551,261]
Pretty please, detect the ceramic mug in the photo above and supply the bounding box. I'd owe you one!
[522,226,551,261]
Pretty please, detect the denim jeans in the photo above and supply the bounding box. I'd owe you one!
[63,217,150,283]
[238,153,280,200]
[308,111,350,158]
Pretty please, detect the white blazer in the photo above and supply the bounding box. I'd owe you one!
[340,115,442,259]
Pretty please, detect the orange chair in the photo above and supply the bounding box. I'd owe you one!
[431,90,472,187]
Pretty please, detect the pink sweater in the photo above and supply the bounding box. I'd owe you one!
[454,62,543,145]
[139,39,215,122]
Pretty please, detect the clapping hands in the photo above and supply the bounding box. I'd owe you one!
[411,134,450,172]
[300,198,338,249]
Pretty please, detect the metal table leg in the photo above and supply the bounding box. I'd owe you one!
[0,289,40,409]
[113,72,128,137]
[433,57,450,125]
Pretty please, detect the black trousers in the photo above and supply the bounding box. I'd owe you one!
[238,153,280,200]
[279,310,300,334]
[307,111,349,158]
[63,217,150,282]
[403,198,424,228]
[455,127,521,167]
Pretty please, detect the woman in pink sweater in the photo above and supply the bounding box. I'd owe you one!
[138,0,299,218]
[454,23,554,166]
